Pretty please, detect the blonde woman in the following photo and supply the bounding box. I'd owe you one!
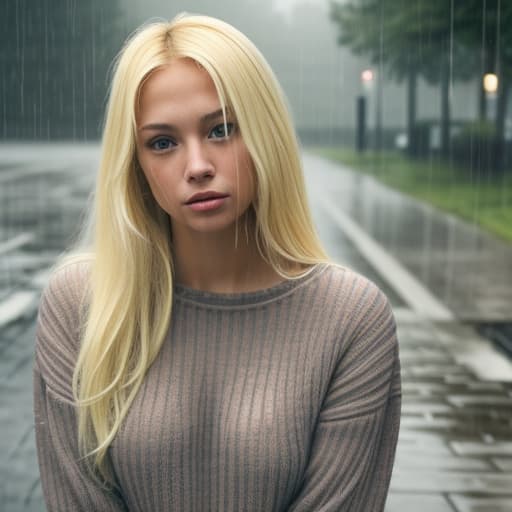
[34,13,401,512]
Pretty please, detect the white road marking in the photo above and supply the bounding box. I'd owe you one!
[0,163,70,184]
[0,232,34,255]
[0,291,37,327]
[322,199,455,321]
[449,336,512,382]
[31,268,53,289]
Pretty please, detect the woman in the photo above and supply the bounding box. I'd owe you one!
[34,13,401,511]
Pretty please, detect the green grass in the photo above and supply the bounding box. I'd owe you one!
[312,147,512,244]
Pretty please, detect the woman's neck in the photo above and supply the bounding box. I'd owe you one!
[172,224,283,294]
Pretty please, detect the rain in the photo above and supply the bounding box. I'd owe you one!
[1,1,512,510]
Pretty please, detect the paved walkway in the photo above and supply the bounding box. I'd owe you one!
[303,153,512,322]
[1,144,511,511]
[305,153,512,511]
[388,313,512,512]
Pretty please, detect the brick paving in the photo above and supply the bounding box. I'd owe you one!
[387,313,512,512]
[0,318,43,511]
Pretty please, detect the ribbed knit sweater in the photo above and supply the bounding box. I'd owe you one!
[34,261,401,511]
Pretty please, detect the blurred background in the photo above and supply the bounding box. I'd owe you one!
[1,1,511,511]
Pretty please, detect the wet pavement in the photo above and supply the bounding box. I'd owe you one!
[304,153,512,323]
[1,143,512,511]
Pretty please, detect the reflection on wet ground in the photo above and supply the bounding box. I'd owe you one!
[0,144,511,511]
[305,151,512,511]
[0,143,98,303]
[304,153,512,322]
[389,317,512,512]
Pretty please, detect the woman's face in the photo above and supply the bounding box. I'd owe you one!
[135,58,256,238]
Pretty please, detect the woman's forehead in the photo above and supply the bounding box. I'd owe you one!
[139,59,212,100]
[136,59,223,125]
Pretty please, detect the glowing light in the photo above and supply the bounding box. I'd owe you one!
[361,69,374,83]
[483,73,498,93]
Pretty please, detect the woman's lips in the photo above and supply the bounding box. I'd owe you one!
[186,195,228,212]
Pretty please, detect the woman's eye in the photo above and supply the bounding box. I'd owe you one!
[209,122,234,139]
[149,138,175,151]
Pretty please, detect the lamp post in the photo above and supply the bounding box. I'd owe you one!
[483,73,498,122]
[356,69,374,153]
[361,69,374,92]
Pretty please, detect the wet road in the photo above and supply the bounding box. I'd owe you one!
[0,144,99,303]
[1,143,511,511]
[303,153,512,322]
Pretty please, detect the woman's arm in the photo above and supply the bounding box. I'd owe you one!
[286,287,401,512]
[34,366,127,511]
[33,262,128,511]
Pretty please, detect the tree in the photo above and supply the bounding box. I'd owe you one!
[410,1,476,159]
[0,0,125,139]
[455,0,512,171]
[330,0,475,158]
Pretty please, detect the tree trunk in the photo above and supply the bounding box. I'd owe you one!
[495,72,510,172]
[478,80,487,121]
[374,70,383,154]
[406,67,418,157]
[440,57,451,159]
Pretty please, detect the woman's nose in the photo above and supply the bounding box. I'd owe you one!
[184,141,215,182]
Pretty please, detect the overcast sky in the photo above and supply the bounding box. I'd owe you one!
[273,0,327,21]
[273,0,316,15]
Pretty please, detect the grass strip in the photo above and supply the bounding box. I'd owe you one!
[312,147,512,244]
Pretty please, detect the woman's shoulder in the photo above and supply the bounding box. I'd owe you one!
[34,254,93,400]
[38,255,93,323]
[314,262,396,336]
[317,262,399,365]
[317,262,391,310]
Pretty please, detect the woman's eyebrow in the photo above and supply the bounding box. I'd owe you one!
[200,108,226,123]
[139,108,228,132]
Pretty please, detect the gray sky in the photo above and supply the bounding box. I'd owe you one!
[273,0,319,16]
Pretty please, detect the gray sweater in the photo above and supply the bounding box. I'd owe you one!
[34,262,401,511]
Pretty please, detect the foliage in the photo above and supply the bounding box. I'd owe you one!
[454,0,512,170]
[456,120,496,139]
[451,121,510,176]
[329,0,480,159]
[329,0,476,83]
[455,0,512,79]
[329,0,512,167]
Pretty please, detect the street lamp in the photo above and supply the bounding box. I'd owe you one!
[361,69,374,83]
[483,73,498,95]
[361,69,374,94]
[483,73,498,121]
[356,69,374,153]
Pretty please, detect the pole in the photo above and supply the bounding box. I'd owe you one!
[356,95,367,152]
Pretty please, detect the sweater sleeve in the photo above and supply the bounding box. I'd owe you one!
[33,262,128,511]
[286,284,401,512]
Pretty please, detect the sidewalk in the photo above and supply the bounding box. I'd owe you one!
[0,319,43,512]
[303,152,512,322]
[307,152,512,511]
[388,312,512,512]
[1,144,512,511]
[0,143,98,511]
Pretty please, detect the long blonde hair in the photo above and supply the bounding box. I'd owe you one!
[72,12,328,482]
